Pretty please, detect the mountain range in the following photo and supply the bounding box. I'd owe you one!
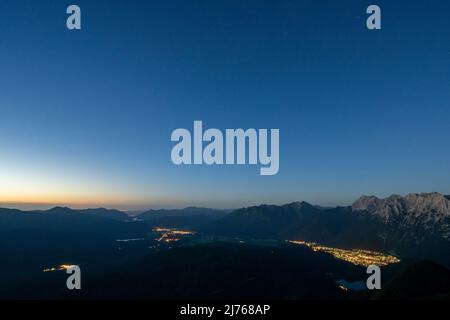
[1,193,450,299]
[207,192,450,266]
[1,192,449,266]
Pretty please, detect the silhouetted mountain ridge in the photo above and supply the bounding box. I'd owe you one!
[137,206,226,220]
[0,206,145,240]
[0,206,130,221]
[207,193,450,266]
[1,193,449,266]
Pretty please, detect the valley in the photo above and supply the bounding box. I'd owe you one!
[0,192,449,299]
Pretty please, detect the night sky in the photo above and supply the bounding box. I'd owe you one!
[1,0,449,209]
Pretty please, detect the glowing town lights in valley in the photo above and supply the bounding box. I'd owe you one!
[288,240,400,267]
[43,264,75,272]
[153,227,195,243]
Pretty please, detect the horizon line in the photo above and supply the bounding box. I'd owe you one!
[1,191,448,212]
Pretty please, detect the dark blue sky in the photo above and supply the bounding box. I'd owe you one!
[1,0,449,209]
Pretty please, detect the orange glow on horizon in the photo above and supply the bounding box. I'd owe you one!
[0,162,173,209]
[0,170,174,210]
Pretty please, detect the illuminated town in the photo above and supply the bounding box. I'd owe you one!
[43,264,75,273]
[288,240,400,267]
[153,227,196,243]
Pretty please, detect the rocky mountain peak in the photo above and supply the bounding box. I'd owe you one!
[352,192,450,225]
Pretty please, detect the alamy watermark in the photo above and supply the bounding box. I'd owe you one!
[366,265,381,290]
[65,4,381,31]
[66,265,81,290]
[171,121,279,176]
[66,5,81,30]
[366,5,381,30]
